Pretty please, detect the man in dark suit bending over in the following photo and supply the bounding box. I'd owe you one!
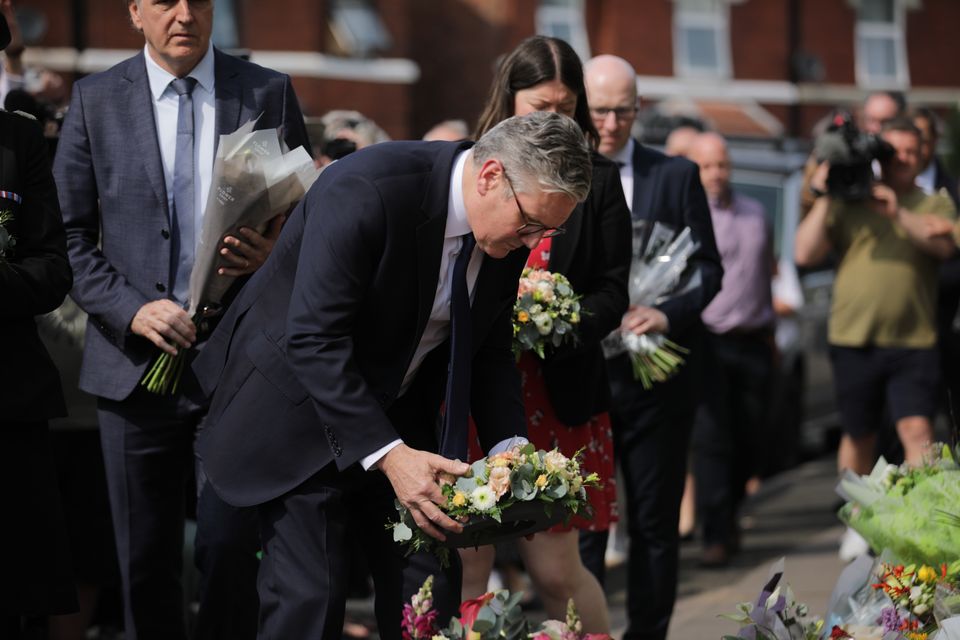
[192,111,593,639]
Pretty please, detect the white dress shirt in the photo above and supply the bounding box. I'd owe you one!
[611,138,635,213]
[143,44,217,263]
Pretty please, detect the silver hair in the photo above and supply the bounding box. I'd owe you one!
[472,111,592,203]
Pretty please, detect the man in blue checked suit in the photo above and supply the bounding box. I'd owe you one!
[53,2,309,639]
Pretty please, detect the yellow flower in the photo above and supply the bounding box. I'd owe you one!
[918,565,938,584]
[517,310,530,323]
[452,491,467,507]
[535,474,548,489]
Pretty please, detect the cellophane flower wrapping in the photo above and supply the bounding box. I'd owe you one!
[601,221,698,388]
[837,444,960,567]
[140,119,319,395]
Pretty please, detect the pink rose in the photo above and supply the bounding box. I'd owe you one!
[488,466,512,499]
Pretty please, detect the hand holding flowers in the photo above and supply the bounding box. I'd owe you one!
[387,444,599,567]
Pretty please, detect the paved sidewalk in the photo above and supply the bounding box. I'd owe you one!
[605,455,848,638]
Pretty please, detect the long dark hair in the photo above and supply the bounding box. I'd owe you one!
[474,36,599,150]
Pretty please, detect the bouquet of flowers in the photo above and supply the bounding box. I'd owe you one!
[387,444,599,567]
[513,268,582,359]
[721,558,825,640]
[601,221,698,389]
[401,576,611,640]
[0,209,15,262]
[837,443,960,567]
[141,119,320,394]
[871,560,960,637]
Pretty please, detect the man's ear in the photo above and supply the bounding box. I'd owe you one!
[128,1,143,32]
[476,158,504,197]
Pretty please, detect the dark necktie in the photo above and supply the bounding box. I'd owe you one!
[439,233,476,460]
[170,76,198,304]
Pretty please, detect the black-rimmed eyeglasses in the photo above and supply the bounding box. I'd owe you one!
[501,168,566,239]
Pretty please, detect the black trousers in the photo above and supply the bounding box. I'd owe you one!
[257,462,462,640]
[97,380,259,640]
[605,331,703,640]
[692,331,773,547]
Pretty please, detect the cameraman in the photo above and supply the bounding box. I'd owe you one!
[796,115,955,550]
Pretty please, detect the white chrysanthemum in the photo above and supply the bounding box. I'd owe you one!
[533,312,553,336]
[470,485,497,512]
[543,450,568,475]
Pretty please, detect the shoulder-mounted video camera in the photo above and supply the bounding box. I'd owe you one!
[813,111,895,201]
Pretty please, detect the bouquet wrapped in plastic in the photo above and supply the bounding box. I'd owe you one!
[837,443,960,567]
[601,221,698,389]
[141,119,320,394]
[512,268,582,359]
[387,443,599,567]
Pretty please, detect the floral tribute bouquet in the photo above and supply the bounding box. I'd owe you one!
[601,222,698,389]
[870,561,960,638]
[512,268,582,359]
[720,558,825,640]
[837,443,960,567]
[141,119,319,394]
[400,576,611,640]
[387,444,599,567]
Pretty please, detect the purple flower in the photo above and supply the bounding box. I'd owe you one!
[879,606,903,633]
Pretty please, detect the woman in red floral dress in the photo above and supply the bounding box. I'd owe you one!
[460,35,632,633]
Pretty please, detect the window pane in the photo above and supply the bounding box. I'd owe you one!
[679,0,721,14]
[859,0,894,23]
[212,0,239,49]
[862,35,897,77]
[684,26,719,70]
[540,0,574,6]
[330,0,392,58]
[543,21,574,43]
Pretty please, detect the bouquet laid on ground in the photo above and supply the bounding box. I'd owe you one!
[141,119,319,394]
[387,444,599,567]
[512,268,582,359]
[818,551,960,640]
[401,575,611,640]
[721,558,825,640]
[0,209,14,262]
[837,443,960,567]
[601,221,698,389]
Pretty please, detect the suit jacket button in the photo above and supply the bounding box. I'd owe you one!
[161,229,170,239]
[155,282,166,293]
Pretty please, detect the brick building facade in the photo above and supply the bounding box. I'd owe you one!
[13,0,960,142]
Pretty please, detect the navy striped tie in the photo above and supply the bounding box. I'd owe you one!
[439,233,476,460]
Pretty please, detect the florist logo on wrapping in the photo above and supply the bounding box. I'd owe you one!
[216,185,235,206]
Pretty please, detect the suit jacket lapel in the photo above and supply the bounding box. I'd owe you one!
[214,49,244,146]
[124,53,169,222]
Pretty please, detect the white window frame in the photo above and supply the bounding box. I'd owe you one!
[854,0,910,88]
[535,0,590,63]
[672,0,733,79]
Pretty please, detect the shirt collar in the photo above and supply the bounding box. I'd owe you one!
[144,43,216,101]
[609,137,634,170]
[445,149,472,239]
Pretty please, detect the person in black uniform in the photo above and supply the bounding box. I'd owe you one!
[0,9,78,637]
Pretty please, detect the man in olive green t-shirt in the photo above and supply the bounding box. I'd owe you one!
[795,116,956,486]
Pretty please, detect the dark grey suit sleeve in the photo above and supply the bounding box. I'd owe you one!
[656,162,722,335]
[55,83,150,340]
